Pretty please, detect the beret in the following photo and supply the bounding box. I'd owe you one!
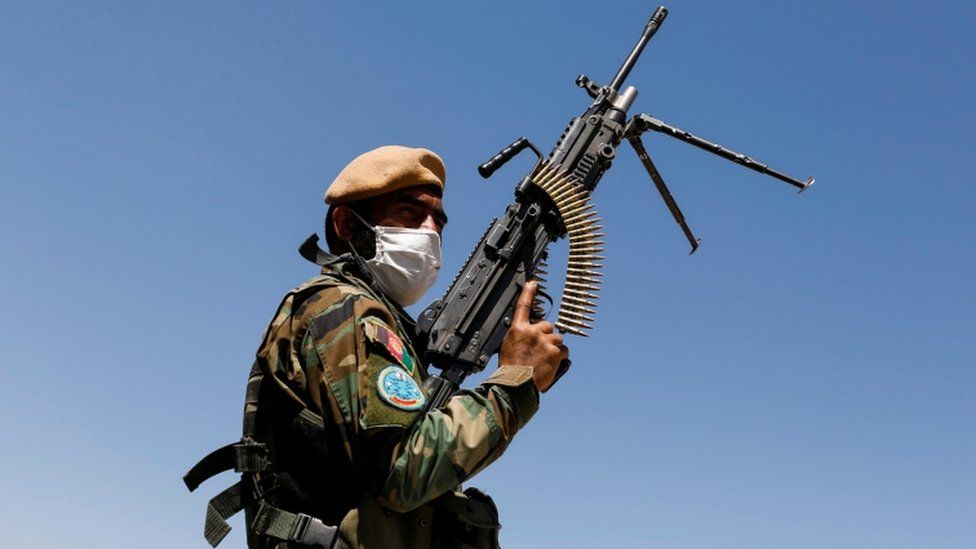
[325,145,446,205]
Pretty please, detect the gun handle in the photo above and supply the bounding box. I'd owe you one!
[422,367,465,411]
[478,137,532,178]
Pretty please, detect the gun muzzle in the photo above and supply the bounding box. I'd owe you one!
[609,6,668,91]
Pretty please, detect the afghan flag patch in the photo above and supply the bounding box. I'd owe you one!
[362,319,415,373]
[376,365,425,411]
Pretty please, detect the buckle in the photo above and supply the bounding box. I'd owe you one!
[233,438,270,472]
[291,513,337,549]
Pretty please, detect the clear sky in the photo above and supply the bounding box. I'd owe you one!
[1,1,973,547]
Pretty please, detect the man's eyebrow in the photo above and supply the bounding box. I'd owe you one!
[401,195,448,225]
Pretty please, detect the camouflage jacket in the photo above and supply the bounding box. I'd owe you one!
[249,257,540,548]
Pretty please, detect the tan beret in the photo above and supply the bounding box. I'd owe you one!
[325,145,446,205]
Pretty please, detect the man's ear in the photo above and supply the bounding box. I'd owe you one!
[333,206,354,242]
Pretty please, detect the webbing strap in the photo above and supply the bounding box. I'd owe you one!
[296,408,323,427]
[204,481,244,547]
[184,443,235,492]
[183,439,270,492]
[252,503,338,549]
[299,234,343,267]
[200,471,284,547]
[243,360,264,436]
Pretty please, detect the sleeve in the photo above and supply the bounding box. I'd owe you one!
[377,368,540,512]
[298,289,541,513]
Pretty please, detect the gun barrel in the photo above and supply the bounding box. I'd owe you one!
[609,6,668,91]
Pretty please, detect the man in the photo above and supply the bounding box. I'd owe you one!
[209,145,567,548]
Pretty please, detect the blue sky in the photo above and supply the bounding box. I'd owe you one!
[1,1,973,547]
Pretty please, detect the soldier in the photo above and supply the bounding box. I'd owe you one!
[187,145,568,549]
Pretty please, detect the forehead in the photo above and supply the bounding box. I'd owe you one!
[372,185,443,209]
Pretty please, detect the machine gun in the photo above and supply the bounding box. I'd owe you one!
[417,6,813,410]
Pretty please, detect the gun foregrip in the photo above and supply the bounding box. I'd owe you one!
[478,137,530,179]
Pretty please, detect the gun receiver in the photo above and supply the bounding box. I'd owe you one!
[417,6,813,410]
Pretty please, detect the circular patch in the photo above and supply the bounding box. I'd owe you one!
[377,365,426,411]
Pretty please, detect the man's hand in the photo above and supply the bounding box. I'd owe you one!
[498,280,569,392]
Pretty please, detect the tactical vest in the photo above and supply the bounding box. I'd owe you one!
[184,270,348,549]
[184,237,502,549]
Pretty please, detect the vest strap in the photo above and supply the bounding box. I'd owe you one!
[251,502,338,549]
[202,481,242,547]
[183,438,270,492]
[196,472,283,546]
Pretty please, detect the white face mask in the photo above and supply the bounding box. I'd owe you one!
[357,220,442,307]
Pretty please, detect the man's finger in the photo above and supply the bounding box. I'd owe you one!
[558,344,569,361]
[512,280,537,324]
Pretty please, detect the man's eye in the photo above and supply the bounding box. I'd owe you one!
[391,206,419,225]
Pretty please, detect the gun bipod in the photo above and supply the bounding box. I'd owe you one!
[624,113,814,252]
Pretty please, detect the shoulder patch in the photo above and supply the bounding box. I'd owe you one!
[376,365,426,411]
[362,319,415,373]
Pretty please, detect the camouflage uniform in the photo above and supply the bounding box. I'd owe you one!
[247,255,540,548]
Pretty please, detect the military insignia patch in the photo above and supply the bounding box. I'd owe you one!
[376,365,425,411]
[363,319,415,373]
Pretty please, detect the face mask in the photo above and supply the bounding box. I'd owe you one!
[351,212,442,306]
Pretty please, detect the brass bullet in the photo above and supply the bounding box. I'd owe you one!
[555,322,590,337]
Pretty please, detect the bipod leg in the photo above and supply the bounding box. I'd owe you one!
[630,114,814,193]
[628,135,701,254]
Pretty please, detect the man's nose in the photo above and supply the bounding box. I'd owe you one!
[420,215,441,234]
